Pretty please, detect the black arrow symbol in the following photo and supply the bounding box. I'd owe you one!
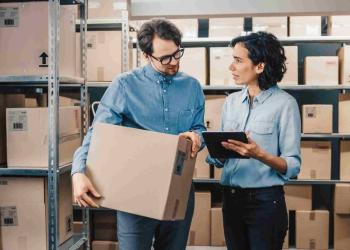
[39,52,48,67]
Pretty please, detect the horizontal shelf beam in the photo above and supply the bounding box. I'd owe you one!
[132,36,350,48]
[0,76,84,86]
[0,164,72,177]
[59,234,87,250]
[203,85,350,91]
[193,179,350,185]
[129,0,350,19]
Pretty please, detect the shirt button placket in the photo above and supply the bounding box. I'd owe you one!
[163,83,170,132]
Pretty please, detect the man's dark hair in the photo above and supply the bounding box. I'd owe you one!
[230,31,287,90]
[137,19,182,55]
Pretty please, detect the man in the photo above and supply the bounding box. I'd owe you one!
[71,19,206,250]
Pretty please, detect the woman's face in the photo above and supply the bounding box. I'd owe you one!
[229,43,263,86]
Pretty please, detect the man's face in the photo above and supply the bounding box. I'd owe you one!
[147,35,181,75]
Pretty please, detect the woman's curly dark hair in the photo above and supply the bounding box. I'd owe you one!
[230,32,287,90]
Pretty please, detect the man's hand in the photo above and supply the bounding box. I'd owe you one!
[72,173,101,208]
[221,133,262,159]
[179,131,201,158]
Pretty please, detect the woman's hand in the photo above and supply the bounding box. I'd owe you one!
[221,133,262,159]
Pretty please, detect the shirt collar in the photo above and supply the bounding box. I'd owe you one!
[143,63,174,83]
[241,85,278,104]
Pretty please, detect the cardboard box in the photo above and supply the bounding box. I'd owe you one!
[205,95,226,131]
[82,31,122,82]
[73,221,84,234]
[92,241,119,250]
[36,94,80,107]
[169,19,198,38]
[86,123,196,220]
[0,2,76,77]
[302,105,333,134]
[339,94,350,133]
[210,47,236,86]
[279,46,298,85]
[188,192,211,246]
[6,107,81,168]
[253,17,288,37]
[299,141,331,180]
[210,207,225,246]
[87,0,126,19]
[0,94,40,164]
[214,167,223,180]
[296,210,329,250]
[340,141,350,180]
[93,210,117,241]
[338,46,350,85]
[328,16,350,36]
[334,184,350,214]
[290,16,322,36]
[0,173,73,250]
[209,18,244,37]
[284,185,312,211]
[304,56,339,85]
[334,214,350,250]
[180,48,206,85]
[193,148,210,179]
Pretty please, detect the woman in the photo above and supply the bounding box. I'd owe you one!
[207,31,301,250]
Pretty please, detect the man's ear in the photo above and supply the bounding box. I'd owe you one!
[143,52,150,61]
[255,62,265,74]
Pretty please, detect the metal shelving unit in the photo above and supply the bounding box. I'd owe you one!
[0,0,89,249]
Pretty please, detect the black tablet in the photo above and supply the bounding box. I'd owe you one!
[202,131,249,159]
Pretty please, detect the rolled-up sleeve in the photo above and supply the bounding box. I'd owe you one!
[71,77,127,175]
[277,97,301,180]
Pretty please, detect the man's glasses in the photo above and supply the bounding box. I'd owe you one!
[149,47,185,65]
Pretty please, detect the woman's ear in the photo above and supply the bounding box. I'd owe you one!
[255,62,265,74]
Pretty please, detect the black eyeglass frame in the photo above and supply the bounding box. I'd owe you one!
[149,47,185,65]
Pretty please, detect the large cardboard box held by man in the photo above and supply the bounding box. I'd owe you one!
[86,122,196,220]
[0,173,73,250]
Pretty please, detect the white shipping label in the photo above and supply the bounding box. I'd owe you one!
[0,206,18,226]
[0,7,19,27]
[306,107,316,118]
[8,110,28,131]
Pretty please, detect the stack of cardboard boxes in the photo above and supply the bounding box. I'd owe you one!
[0,2,82,249]
[193,95,226,180]
[91,211,118,250]
[188,192,226,247]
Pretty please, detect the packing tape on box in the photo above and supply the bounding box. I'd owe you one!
[189,231,196,245]
[310,170,317,179]
[309,238,316,249]
[309,212,316,221]
[97,67,105,81]
[172,199,180,219]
